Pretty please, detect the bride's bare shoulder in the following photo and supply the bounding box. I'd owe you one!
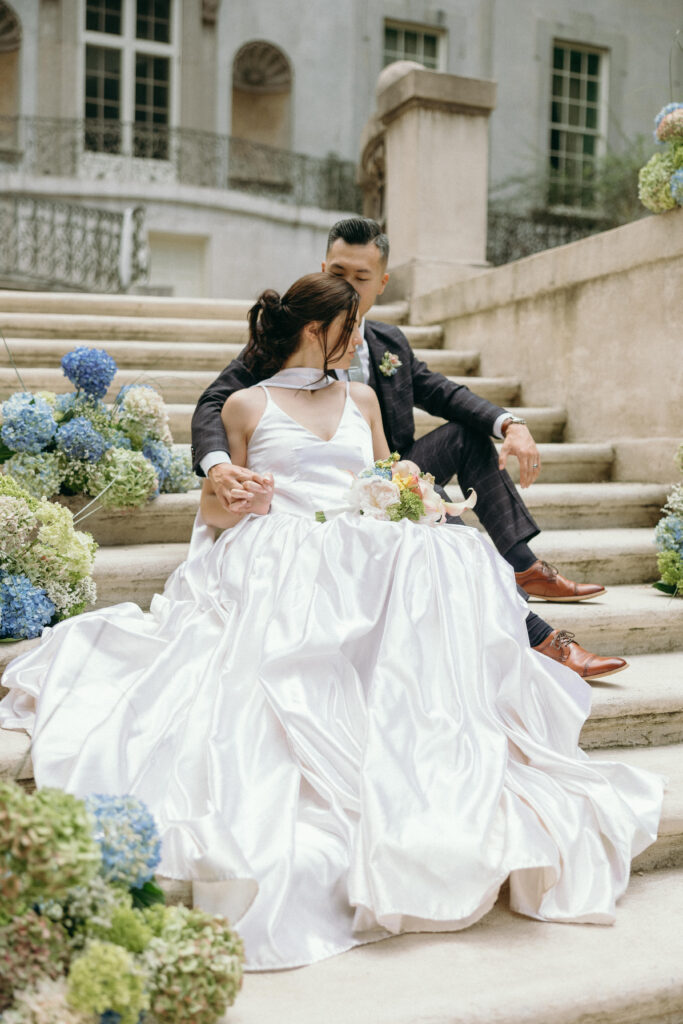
[221,386,266,427]
[349,381,380,411]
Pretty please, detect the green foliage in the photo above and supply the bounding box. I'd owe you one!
[387,489,425,522]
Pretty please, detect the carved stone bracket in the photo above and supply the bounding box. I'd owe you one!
[202,0,219,27]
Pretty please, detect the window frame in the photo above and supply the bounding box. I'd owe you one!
[547,39,610,213]
[382,18,446,73]
[80,0,180,158]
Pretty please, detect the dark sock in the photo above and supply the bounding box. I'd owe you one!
[526,612,553,649]
[506,540,537,573]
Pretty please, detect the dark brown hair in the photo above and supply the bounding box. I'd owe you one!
[244,272,359,378]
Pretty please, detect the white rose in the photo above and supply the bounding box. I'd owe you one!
[349,476,401,520]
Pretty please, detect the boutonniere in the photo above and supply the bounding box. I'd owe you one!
[379,351,402,377]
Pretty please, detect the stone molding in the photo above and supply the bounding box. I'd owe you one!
[377,67,497,126]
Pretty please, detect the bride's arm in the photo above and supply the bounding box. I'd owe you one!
[349,383,391,461]
[200,390,273,530]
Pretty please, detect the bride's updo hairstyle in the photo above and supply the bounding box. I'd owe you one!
[244,273,359,378]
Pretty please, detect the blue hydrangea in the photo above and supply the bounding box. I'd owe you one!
[142,438,172,486]
[4,450,65,499]
[0,573,55,639]
[671,168,683,205]
[61,347,118,399]
[85,794,162,889]
[653,101,683,141]
[655,514,683,554]
[55,417,110,462]
[1,393,57,453]
[161,450,200,493]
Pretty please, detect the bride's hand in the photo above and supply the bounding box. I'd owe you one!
[208,462,272,512]
[229,473,274,516]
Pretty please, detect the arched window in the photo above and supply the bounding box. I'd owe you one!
[231,41,292,151]
[0,1,21,138]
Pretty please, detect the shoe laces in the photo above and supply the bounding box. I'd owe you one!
[550,630,576,657]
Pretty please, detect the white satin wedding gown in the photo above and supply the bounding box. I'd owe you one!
[0,383,663,970]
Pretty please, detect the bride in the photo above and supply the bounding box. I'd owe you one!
[0,273,663,972]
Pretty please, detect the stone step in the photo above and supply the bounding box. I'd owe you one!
[92,541,189,609]
[0,311,431,346]
[0,292,410,325]
[492,442,615,483]
[531,527,658,585]
[417,405,566,444]
[538,584,683,655]
[1,336,477,374]
[0,367,519,408]
[453,482,669,530]
[581,652,683,749]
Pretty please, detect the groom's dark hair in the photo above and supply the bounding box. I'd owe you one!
[326,218,390,267]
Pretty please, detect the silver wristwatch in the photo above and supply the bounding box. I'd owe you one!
[501,415,526,434]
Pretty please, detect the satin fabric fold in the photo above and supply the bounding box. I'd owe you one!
[0,387,663,970]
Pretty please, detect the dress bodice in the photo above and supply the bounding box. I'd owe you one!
[246,385,374,517]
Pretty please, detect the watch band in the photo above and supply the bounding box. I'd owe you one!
[501,415,527,436]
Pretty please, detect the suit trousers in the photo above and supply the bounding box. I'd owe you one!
[404,420,540,558]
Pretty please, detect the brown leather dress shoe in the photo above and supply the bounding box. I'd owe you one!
[533,629,628,680]
[515,560,606,602]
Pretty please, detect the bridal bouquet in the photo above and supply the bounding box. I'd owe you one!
[638,102,683,213]
[653,442,683,597]
[0,780,244,1024]
[0,346,198,509]
[0,474,97,640]
[316,452,476,525]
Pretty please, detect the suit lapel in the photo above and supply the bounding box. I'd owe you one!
[365,323,401,447]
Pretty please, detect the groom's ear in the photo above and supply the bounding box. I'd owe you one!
[321,260,327,272]
[378,271,389,295]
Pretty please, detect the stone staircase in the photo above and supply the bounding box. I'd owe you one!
[1,290,682,1024]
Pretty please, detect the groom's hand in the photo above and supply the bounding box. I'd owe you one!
[498,424,541,488]
[208,463,271,512]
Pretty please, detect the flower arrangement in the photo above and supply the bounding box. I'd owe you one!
[0,780,244,1023]
[653,442,683,597]
[0,475,97,640]
[316,451,476,525]
[0,347,198,507]
[378,351,402,377]
[638,102,683,212]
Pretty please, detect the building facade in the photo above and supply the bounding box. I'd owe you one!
[1,0,680,297]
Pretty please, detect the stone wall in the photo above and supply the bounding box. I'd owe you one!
[411,209,683,482]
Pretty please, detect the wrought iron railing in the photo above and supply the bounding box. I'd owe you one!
[0,195,148,292]
[0,116,363,213]
[486,208,610,266]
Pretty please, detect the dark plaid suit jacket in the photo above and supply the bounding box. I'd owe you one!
[190,320,508,473]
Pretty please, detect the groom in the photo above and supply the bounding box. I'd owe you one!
[191,217,626,681]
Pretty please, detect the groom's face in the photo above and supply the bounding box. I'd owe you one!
[322,240,389,319]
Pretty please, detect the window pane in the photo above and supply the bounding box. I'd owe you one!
[86,0,122,34]
[84,45,121,153]
[404,31,418,56]
[137,0,171,43]
[551,101,563,124]
[587,53,600,76]
[569,49,582,73]
[568,103,580,126]
[585,106,597,130]
[552,74,564,97]
[385,27,398,50]
[423,34,437,60]
[586,79,599,104]
[582,134,595,155]
[553,46,564,70]
[135,52,170,159]
[569,77,581,100]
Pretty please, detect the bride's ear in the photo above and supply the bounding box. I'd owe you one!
[301,321,323,344]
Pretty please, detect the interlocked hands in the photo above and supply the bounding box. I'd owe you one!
[208,463,274,515]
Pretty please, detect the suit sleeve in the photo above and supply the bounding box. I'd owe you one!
[190,358,256,475]
[406,341,508,437]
